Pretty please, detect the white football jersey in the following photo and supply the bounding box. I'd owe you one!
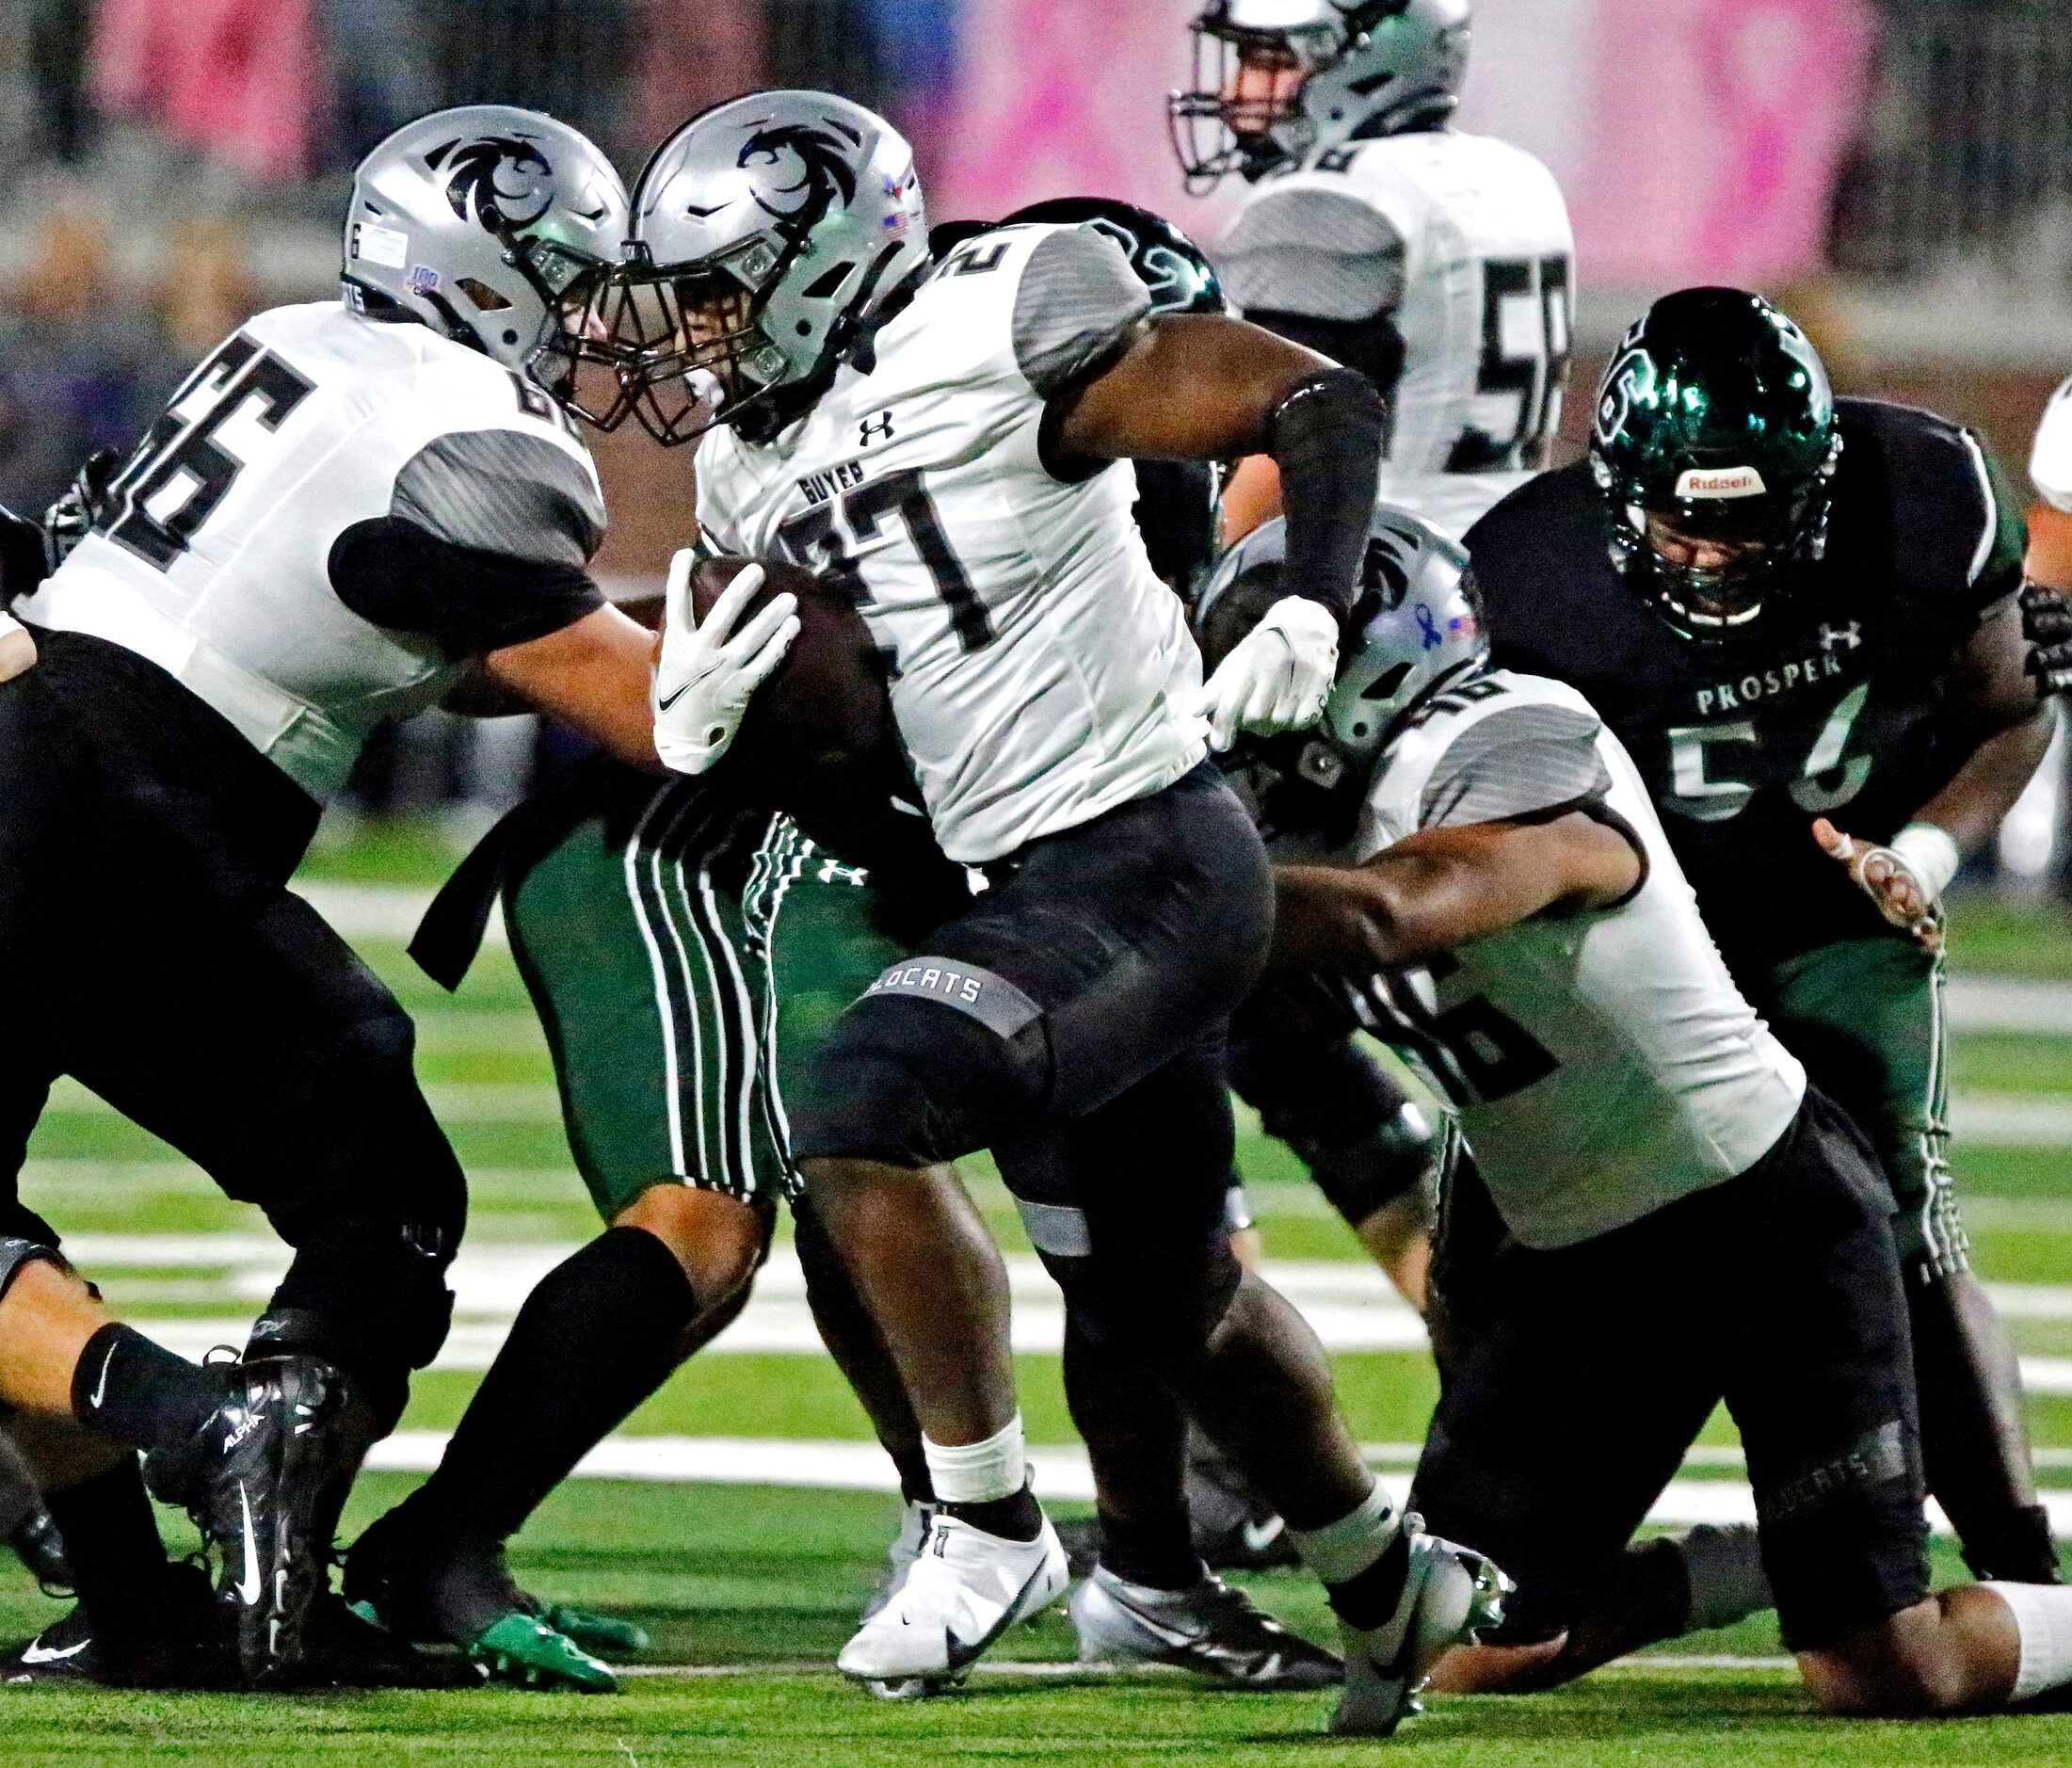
[1216,129,1574,539]
[1341,668,1806,1249]
[2032,373,2072,512]
[695,223,1205,864]
[19,301,605,802]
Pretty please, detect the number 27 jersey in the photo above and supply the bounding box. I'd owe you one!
[694,222,1205,865]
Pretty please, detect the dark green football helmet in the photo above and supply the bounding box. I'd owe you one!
[1589,287,1841,641]
[1004,196,1225,315]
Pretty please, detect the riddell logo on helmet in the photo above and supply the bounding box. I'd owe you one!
[1675,466,1767,499]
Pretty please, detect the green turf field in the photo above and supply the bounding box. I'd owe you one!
[10,812,2072,1764]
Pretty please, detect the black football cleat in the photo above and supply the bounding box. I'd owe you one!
[8,1503,72,1593]
[1,1561,231,1688]
[345,1508,618,1692]
[142,1355,350,1686]
[297,1591,485,1690]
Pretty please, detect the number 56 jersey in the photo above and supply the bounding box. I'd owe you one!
[1466,398,2025,972]
[1349,668,1807,1249]
[20,300,607,804]
[694,222,1205,865]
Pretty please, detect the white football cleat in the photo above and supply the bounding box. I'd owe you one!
[837,1510,1068,1694]
[860,1500,938,1623]
[1329,1514,1510,1737]
[1069,1563,1341,1689]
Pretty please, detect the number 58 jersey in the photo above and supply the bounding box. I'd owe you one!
[694,222,1206,865]
[1345,668,1806,1249]
[20,300,607,804]
[1216,129,1573,539]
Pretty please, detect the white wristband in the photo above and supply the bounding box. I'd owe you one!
[1890,822,1961,902]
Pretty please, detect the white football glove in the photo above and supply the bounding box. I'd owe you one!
[1196,594,1340,751]
[652,552,799,776]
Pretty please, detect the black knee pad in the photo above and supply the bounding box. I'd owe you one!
[259,1227,457,1406]
[788,965,1049,1167]
[1231,1021,1436,1225]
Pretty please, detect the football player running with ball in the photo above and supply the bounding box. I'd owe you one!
[1467,288,2061,1592]
[602,92,1503,1728]
[1213,506,2072,1717]
[0,107,662,1684]
[1173,0,1574,544]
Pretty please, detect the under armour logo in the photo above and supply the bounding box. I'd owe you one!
[1818,621,1862,653]
[859,411,894,447]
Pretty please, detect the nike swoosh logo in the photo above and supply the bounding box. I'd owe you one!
[656,660,724,714]
[88,1342,117,1410]
[235,1482,263,1605]
[19,1638,89,1664]
[1240,1518,1285,1553]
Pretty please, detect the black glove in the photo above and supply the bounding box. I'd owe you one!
[40,444,120,572]
[2021,582,2072,698]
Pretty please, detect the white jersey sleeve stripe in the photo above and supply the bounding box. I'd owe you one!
[1959,427,1999,586]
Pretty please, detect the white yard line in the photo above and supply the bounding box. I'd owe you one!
[40,1076,2072,1141]
[45,1235,2072,1374]
[615,1653,1798,1679]
[356,1431,2072,1536]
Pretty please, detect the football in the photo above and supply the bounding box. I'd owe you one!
[685,553,891,788]
[686,555,954,904]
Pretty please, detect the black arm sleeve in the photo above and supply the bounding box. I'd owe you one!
[1267,367,1389,627]
[328,517,606,660]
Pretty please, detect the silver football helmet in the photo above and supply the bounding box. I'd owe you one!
[604,90,929,445]
[1170,0,1471,190]
[1197,506,1486,767]
[343,105,629,409]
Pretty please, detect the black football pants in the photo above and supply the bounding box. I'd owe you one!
[0,633,463,1401]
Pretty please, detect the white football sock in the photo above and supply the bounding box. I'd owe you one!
[1992,1582,2072,1701]
[923,1413,1027,1505]
[1288,1481,1398,1585]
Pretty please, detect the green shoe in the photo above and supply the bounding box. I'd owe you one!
[539,1604,650,1656]
[467,1614,618,1693]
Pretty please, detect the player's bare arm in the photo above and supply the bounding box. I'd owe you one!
[1053,313,1388,747]
[1270,811,1642,973]
[481,603,665,770]
[1813,592,2052,947]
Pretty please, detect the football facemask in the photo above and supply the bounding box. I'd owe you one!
[593,242,795,446]
[1170,8,1341,189]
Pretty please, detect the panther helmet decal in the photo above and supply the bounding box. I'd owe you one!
[429,136,556,234]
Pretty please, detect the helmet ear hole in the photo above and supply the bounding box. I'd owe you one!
[800,262,854,301]
[457,277,512,312]
[1362,661,1412,700]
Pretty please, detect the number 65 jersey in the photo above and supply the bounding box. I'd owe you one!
[19,299,607,803]
[694,222,1205,865]
[1467,398,2025,973]
[1348,668,1806,1249]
